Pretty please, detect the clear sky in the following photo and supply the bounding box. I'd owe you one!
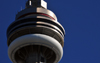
[0,0,100,63]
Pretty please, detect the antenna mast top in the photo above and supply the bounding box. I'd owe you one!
[26,0,47,9]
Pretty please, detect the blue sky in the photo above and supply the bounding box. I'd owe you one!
[0,0,100,63]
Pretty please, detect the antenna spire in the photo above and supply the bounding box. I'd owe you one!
[26,0,47,9]
[29,0,32,6]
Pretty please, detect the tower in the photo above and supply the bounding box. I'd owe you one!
[7,0,65,63]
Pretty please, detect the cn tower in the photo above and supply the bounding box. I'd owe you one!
[7,0,65,63]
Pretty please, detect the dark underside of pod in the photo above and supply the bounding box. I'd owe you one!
[15,45,56,63]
